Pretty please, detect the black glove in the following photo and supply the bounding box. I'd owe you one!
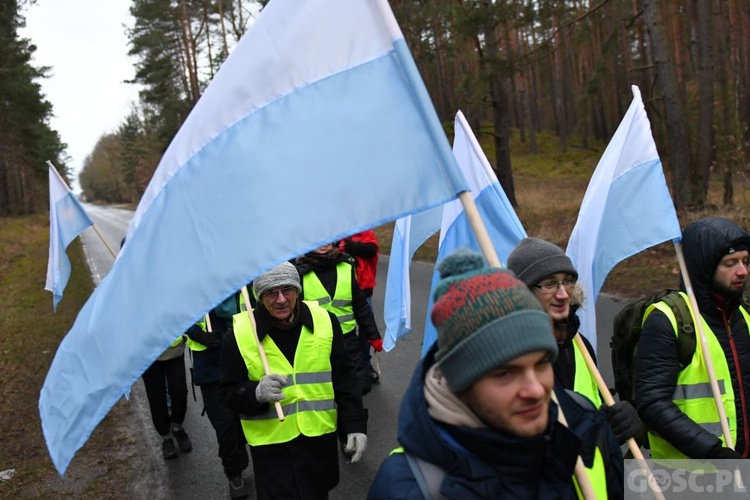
[600,400,642,444]
[709,446,743,460]
[188,328,220,348]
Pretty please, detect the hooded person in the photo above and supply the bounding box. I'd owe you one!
[507,237,642,445]
[636,217,750,460]
[219,262,368,500]
[368,248,623,499]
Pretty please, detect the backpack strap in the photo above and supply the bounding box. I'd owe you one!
[404,452,449,500]
[661,292,696,368]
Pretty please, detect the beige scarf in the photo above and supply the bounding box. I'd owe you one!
[423,363,485,429]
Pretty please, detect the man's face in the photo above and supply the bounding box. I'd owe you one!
[461,351,554,438]
[260,286,298,321]
[531,272,574,322]
[713,250,749,297]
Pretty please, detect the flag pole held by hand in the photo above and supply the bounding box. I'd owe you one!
[573,334,665,500]
[551,390,596,500]
[241,286,285,421]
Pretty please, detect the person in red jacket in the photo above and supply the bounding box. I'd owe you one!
[339,230,381,383]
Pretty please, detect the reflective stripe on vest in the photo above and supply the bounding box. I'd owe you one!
[572,339,602,408]
[644,293,749,460]
[302,262,356,334]
[233,301,337,446]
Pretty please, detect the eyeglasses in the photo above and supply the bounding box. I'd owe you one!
[261,287,297,300]
[532,277,576,294]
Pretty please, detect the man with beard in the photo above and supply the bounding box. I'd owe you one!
[635,217,750,460]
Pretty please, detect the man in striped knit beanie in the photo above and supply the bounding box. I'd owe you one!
[369,248,623,498]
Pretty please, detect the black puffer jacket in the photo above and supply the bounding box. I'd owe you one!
[635,217,750,458]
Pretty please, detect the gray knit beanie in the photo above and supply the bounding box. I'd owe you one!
[253,262,301,298]
[431,248,557,393]
[506,237,578,287]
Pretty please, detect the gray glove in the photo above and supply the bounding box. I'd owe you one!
[344,433,367,463]
[255,374,288,403]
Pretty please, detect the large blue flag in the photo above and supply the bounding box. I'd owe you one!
[383,111,526,355]
[40,0,467,475]
[566,85,681,350]
[45,162,93,311]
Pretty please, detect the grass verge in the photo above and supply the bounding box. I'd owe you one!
[0,214,151,499]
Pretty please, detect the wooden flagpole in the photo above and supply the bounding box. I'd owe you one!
[551,390,596,499]
[573,334,665,500]
[673,242,743,489]
[457,191,501,267]
[241,286,285,421]
[673,242,733,446]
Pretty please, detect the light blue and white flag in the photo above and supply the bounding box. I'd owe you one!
[45,162,93,311]
[420,112,527,356]
[40,0,467,475]
[383,205,443,350]
[566,85,681,350]
[384,111,526,355]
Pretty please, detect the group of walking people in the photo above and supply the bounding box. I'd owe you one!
[140,215,750,499]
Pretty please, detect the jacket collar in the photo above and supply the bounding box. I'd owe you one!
[253,301,314,340]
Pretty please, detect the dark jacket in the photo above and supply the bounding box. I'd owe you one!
[368,345,624,499]
[185,294,241,385]
[219,301,367,499]
[184,311,226,385]
[635,217,750,458]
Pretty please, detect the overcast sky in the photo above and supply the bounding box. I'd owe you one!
[20,0,139,192]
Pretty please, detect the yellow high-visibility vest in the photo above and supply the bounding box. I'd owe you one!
[302,262,356,334]
[185,316,210,352]
[644,293,750,460]
[573,339,602,408]
[233,301,337,446]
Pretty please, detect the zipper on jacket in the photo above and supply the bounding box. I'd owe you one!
[722,312,749,457]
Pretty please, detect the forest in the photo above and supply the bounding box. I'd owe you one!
[1,0,749,215]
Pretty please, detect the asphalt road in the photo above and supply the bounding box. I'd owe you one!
[78,204,626,499]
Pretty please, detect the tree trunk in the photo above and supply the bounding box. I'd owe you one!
[481,11,517,207]
[177,0,201,102]
[641,0,693,209]
[551,5,567,151]
[692,0,714,207]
